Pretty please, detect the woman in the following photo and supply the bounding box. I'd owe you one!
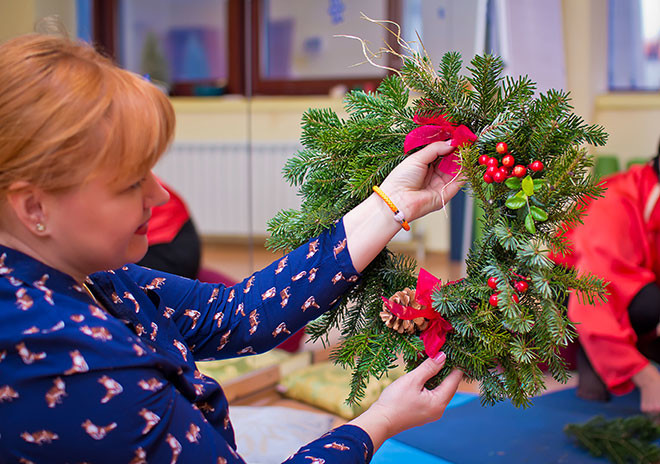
[0,33,463,463]
[554,154,660,414]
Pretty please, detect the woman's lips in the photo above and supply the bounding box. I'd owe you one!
[135,221,149,235]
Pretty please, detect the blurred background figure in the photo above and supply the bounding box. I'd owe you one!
[553,148,660,414]
[137,178,201,279]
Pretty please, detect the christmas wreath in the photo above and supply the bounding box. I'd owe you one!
[266,34,608,408]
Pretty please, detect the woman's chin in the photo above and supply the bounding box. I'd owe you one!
[121,241,149,268]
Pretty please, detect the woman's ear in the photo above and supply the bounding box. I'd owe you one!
[5,181,48,235]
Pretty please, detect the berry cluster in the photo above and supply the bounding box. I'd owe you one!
[478,142,544,184]
[487,275,529,307]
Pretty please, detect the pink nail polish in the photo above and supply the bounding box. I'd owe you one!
[432,351,446,363]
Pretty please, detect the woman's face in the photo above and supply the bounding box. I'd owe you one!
[42,169,169,278]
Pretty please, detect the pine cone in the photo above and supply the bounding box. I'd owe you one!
[380,287,429,334]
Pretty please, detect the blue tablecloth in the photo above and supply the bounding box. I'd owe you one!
[376,388,642,464]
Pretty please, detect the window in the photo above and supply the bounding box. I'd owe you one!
[609,0,660,90]
[90,0,406,95]
[253,0,397,94]
[88,0,499,96]
[118,0,231,95]
[400,0,486,71]
[90,0,243,95]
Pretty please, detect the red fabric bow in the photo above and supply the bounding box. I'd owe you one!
[381,268,453,358]
[404,113,477,176]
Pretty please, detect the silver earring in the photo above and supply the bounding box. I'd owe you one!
[36,223,45,232]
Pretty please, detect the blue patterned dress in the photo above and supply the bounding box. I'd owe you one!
[0,219,373,463]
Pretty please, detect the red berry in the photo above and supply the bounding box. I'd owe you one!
[486,157,499,168]
[502,154,515,167]
[514,281,529,293]
[493,170,506,183]
[500,166,511,177]
[512,294,520,303]
[483,173,493,184]
[512,165,527,178]
[486,166,498,177]
[530,160,544,172]
[478,154,489,165]
[489,294,499,306]
[487,277,498,289]
[496,142,508,154]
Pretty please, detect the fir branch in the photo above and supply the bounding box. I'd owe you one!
[565,415,660,464]
[499,75,536,113]
[466,54,504,122]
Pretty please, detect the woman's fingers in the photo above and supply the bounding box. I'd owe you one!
[407,141,456,166]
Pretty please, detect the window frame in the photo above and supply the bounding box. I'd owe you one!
[91,0,402,96]
[249,0,403,95]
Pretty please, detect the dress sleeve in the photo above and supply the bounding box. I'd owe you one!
[285,425,374,463]
[131,219,361,360]
[568,180,656,394]
[2,353,373,463]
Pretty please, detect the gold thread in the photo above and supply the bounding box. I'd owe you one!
[82,282,102,307]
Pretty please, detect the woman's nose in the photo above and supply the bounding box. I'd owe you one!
[145,172,170,207]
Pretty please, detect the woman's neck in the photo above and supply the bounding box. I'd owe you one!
[0,230,87,286]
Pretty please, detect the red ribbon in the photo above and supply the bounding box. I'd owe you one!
[404,113,477,176]
[381,268,453,358]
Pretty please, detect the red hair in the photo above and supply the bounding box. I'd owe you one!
[0,33,175,195]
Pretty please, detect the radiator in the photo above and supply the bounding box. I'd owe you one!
[153,141,303,237]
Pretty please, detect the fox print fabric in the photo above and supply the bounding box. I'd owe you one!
[0,220,373,463]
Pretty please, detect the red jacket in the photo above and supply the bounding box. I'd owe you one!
[147,180,191,246]
[554,164,660,394]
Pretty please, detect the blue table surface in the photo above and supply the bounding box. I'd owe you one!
[377,387,648,464]
[371,393,477,464]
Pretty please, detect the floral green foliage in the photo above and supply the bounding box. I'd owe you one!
[565,415,660,463]
[267,51,609,407]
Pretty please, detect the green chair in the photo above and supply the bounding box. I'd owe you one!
[593,155,620,179]
[626,157,649,169]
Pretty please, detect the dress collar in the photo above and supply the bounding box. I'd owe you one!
[0,244,89,299]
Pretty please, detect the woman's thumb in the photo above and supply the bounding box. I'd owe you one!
[408,141,455,165]
[411,352,446,387]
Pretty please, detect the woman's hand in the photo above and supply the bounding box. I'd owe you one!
[633,363,660,414]
[343,141,464,272]
[347,352,463,451]
[379,141,464,222]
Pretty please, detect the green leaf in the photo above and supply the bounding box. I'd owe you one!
[522,175,534,196]
[530,206,548,222]
[505,177,521,189]
[514,189,527,199]
[530,196,545,207]
[533,178,548,192]
[505,196,527,209]
[525,213,536,234]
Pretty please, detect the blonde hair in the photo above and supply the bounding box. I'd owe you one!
[0,33,175,195]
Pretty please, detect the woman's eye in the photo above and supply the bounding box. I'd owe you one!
[129,178,146,190]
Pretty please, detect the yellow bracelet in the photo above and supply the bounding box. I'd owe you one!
[372,185,411,231]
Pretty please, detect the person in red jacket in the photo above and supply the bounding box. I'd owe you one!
[554,154,660,413]
[137,179,201,279]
